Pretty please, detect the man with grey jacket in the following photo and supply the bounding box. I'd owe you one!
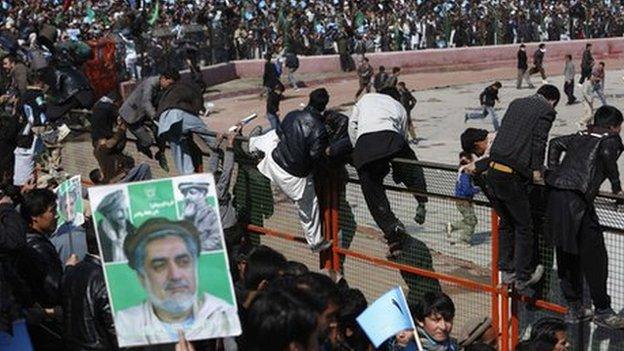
[563,55,577,105]
[119,70,179,171]
[349,87,428,259]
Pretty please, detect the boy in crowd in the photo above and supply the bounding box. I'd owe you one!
[373,66,388,92]
[446,152,479,246]
[414,291,458,350]
[546,105,624,329]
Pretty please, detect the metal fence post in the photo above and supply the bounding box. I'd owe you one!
[491,210,501,348]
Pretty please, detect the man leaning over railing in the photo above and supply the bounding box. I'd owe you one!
[545,105,624,329]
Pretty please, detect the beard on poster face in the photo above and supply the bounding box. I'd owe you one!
[144,276,198,315]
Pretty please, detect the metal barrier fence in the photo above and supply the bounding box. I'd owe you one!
[61,130,624,350]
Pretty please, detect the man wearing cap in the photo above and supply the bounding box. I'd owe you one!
[179,182,222,251]
[115,218,240,347]
[96,190,134,262]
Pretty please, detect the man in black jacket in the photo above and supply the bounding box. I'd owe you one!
[486,84,560,292]
[259,88,331,253]
[17,189,78,351]
[546,105,624,329]
[579,43,594,85]
[0,187,27,337]
[516,44,534,89]
[529,43,548,84]
[464,82,502,131]
[62,220,118,350]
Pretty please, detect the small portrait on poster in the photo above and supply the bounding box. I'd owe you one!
[55,175,85,234]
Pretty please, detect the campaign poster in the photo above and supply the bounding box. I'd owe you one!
[88,174,241,348]
[55,175,85,230]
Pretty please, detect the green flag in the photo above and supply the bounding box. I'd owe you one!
[148,1,160,26]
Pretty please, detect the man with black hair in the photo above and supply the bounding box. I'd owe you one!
[0,187,27,338]
[294,272,341,345]
[529,43,548,84]
[355,57,373,100]
[336,288,371,351]
[119,70,179,171]
[516,44,534,89]
[1,54,28,97]
[17,189,78,351]
[579,43,594,85]
[61,220,118,350]
[527,317,568,350]
[464,81,502,131]
[373,65,388,92]
[260,88,332,252]
[240,245,287,309]
[546,105,624,329]
[245,285,320,351]
[487,84,560,292]
[413,291,458,350]
[349,87,428,259]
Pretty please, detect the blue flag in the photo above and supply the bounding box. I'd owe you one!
[356,286,415,348]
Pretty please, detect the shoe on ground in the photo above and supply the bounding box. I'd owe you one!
[594,308,624,329]
[514,264,544,290]
[578,83,583,87]
[528,85,536,89]
[542,79,549,84]
[565,303,593,324]
[414,204,427,225]
[501,271,516,285]
[155,151,169,173]
[464,113,469,123]
[310,240,332,253]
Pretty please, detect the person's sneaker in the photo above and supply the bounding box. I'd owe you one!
[565,303,593,324]
[578,83,583,87]
[528,84,536,89]
[501,271,516,285]
[514,265,544,291]
[310,240,332,253]
[445,222,453,239]
[464,113,469,123]
[542,79,549,84]
[594,308,624,329]
[414,204,427,225]
[155,151,169,172]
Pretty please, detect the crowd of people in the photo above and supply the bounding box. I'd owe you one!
[1,0,624,82]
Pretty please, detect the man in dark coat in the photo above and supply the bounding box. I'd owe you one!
[516,44,534,89]
[262,54,280,97]
[486,85,560,292]
[579,43,594,85]
[529,43,548,83]
[62,220,118,350]
[546,105,624,329]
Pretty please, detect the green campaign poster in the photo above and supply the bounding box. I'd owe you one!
[88,174,241,348]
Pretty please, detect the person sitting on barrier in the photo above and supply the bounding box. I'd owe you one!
[546,105,624,329]
[526,317,569,351]
[258,88,332,253]
[446,151,479,246]
[486,85,560,293]
[412,291,458,351]
[118,70,177,172]
[349,86,428,259]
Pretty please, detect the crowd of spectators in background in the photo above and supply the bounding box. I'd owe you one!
[1,0,623,81]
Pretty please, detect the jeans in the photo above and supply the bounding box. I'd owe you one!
[486,169,534,281]
[451,201,478,241]
[594,83,607,106]
[466,106,500,131]
[266,113,281,134]
[563,80,576,103]
[579,67,592,84]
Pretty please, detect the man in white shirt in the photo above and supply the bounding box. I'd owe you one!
[349,87,428,259]
[114,218,240,347]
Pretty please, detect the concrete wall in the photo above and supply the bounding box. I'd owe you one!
[120,37,624,98]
